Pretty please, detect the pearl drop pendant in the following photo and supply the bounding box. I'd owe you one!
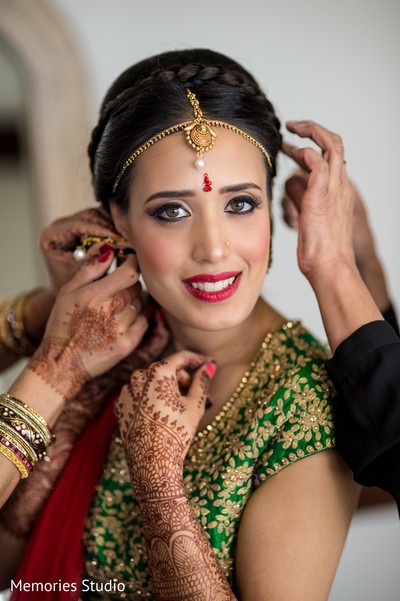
[73,247,86,261]
[195,158,205,170]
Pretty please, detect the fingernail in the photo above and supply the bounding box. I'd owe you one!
[205,361,217,379]
[99,242,114,254]
[98,249,113,263]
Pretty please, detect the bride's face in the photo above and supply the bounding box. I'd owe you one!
[111,129,271,332]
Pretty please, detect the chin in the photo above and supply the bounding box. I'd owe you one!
[173,308,251,332]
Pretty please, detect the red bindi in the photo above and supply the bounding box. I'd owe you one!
[203,173,212,192]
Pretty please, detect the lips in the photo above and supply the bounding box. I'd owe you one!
[183,271,241,302]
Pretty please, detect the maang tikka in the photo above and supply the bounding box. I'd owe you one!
[112,89,273,195]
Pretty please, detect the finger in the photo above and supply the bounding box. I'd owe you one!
[114,300,145,336]
[186,361,216,405]
[285,170,308,200]
[125,315,149,352]
[40,220,116,254]
[281,142,330,196]
[61,245,117,292]
[286,120,345,182]
[66,252,139,299]
[281,196,300,229]
[158,350,209,375]
[176,369,191,395]
[134,306,170,364]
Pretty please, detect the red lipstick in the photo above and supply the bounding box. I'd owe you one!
[183,271,241,303]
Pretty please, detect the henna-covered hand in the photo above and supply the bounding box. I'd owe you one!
[40,206,116,296]
[115,351,213,501]
[0,304,170,539]
[115,353,235,600]
[23,248,148,404]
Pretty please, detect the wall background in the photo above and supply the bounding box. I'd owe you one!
[0,0,399,599]
[52,0,400,345]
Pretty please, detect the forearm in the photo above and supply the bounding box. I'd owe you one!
[356,254,391,313]
[138,488,236,600]
[308,261,383,353]
[0,289,54,372]
[0,373,63,515]
[0,454,20,508]
[23,289,55,342]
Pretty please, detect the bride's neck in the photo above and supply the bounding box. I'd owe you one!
[165,298,285,369]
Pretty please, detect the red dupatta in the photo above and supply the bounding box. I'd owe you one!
[9,398,117,600]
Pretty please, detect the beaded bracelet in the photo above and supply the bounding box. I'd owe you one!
[0,440,30,479]
[0,421,39,465]
[0,436,33,473]
[0,413,47,459]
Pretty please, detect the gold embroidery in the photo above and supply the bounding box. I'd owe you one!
[83,322,335,598]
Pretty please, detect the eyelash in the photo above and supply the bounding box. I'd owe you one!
[148,195,263,222]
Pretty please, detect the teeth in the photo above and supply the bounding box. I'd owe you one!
[190,277,235,292]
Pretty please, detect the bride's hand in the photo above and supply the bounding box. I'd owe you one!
[114,351,215,501]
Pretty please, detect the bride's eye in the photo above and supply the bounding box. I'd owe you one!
[225,195,262,214]
[148,203,191,222]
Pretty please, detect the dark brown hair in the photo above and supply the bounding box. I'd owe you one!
[88,49,282,211]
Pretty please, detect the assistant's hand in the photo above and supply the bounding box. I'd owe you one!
[40,207,117,296]
[281,121,355,283]
[281,121,385,351]
[114,352,215,501]
[282,168,377,268]
[281,150,391,311]
[26,247,147,402]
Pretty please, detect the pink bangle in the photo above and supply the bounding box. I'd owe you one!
[0,436,33,472]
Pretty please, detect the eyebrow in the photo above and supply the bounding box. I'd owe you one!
[145,190,195,203]
[144,182,262,204]
[219,183,262,194]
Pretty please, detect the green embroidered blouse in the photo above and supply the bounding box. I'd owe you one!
[82,321,335,599]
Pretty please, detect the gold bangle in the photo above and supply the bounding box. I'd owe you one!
[0,393,53,446]
[0,441,30,479]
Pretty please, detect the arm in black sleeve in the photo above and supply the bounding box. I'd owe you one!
[326,320,400,513]
[382,302,399,335]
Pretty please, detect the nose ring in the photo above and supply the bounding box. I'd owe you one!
[225,241,230,247]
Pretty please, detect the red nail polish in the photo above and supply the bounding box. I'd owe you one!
[99,242,114,254]
[98,249,113,263]
[205,361,216,379]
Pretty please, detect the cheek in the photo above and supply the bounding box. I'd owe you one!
[131,224,184,284]
[240,219,271,268]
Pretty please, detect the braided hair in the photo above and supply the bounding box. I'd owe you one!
[88,49,282,211]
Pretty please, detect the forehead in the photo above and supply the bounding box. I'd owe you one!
[130,128,268,194]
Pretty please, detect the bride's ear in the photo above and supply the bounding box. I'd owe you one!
[109,202,130,240]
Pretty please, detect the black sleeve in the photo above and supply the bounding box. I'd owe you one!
[382,302,400,335]
[325,320,400,512]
